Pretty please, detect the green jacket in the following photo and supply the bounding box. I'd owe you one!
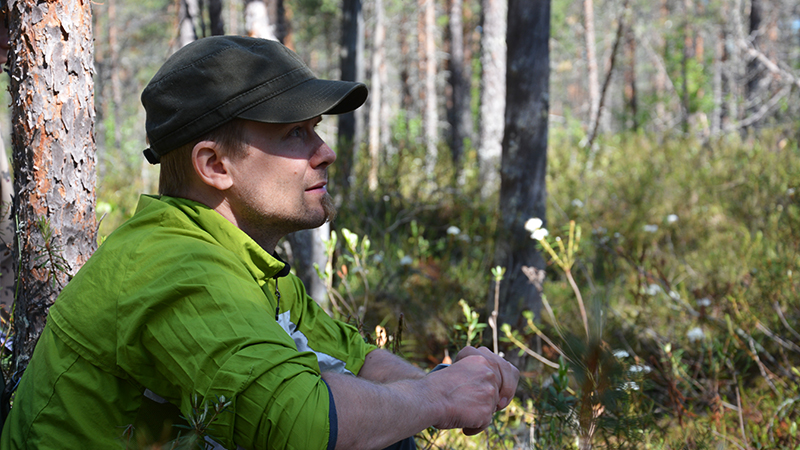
[1,195,375,450]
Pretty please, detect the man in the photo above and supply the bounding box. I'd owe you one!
[1,36,518,450]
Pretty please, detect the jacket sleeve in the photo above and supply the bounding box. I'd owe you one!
[119,250,335,450]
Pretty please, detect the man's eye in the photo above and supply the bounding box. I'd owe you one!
[289,127,303,138]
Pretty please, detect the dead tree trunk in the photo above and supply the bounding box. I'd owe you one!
[494,0,549,325]
[8,0,98,375]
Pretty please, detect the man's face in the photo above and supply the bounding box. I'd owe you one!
[226,117,337,240]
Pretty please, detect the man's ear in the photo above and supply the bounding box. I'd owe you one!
[192,141,234,191]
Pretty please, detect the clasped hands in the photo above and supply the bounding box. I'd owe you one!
[425,345,520,435]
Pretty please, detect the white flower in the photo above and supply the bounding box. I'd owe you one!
[372,254,384,264]
[669,290,680,300]
[531,228,549,241]
[696,298,711,307]
[628,365,652,374]
[524,218,543,233]
[446,226,461,236]
[525,218,549,241]
[399,255,413,266]
[571,199,584,208]
[613,349,630,359]
[787,188,796,196]
[643,224,659,233]
[646,284,662,296]
[667,214,679,224]
[687,327,705,342]
[620,381,640,391]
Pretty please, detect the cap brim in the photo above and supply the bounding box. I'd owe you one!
[237,78,368,124]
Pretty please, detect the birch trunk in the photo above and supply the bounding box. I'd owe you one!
[245,0,277,40]
[8,0,98,374]
[478,0,506,197]
[180,0,201,47]
[367,0,385,191]
[423,0,438,179]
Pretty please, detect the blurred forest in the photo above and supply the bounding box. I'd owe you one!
[4,0,800,448]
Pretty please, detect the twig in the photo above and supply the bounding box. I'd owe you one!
[734,378,749,449]
[566,270,589,339]
[774,301,800,342]
[584,0,630,156]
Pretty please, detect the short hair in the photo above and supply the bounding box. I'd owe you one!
[158,119,248,197]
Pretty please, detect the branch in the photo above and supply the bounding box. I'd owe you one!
[737,37,800,89]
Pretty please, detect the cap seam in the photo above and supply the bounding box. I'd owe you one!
[145,41,263,90]
[149,66,312,152]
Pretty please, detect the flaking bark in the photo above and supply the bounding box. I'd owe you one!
[8,0,98,374]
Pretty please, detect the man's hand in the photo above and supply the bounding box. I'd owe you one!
[454,346,520,410]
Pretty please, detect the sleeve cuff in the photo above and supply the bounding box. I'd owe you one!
[323,379,338,450]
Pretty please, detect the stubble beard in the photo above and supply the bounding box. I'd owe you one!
[321,192,337,224]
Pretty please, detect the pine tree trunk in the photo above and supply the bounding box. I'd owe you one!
[367,0,385,192]
[8,0,98,374]
[245,0,277,40]
[623,25,638,131]
[494,0,549,325]
[478,0,506,198]
[335,0,364,196]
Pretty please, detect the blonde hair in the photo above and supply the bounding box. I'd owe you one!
[158,119,248,197]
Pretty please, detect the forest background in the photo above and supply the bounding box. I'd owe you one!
[2,0,800,448]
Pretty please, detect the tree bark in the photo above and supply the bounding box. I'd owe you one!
[209,0,225,36]
[335,0,364,196]
[494,0,549,325]
[367,0,385,192]
[478,0,506,198]
[8,0,98,374]
[245,0,277,40]
[447,0,472,168]
[623,23,638,131]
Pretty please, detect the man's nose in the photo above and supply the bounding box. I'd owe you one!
[311,138,336,169]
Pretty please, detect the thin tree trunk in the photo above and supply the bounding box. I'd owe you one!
[584,0,600,131]
[8,0,98,375]
[494,0,549,325]
[746,0,764,122]
[368,0,385,191]
[447,0,472,168]
[209,0,225,36]
[712,28,724,135]
[180,0,201,47]
[681,0,693,133]
[422,0,438,180]
[336,0,364,196]
[245,0,277,40]
[623,24,638,131]
[478,0,506,198]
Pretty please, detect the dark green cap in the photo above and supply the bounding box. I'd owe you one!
[141,36,368,164]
